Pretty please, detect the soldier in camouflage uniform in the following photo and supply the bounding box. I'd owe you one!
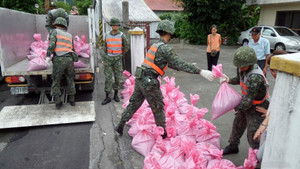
[45,8,69,33]
[46,17,78,109]
[101,17,129,105]
[220,46,269,154]
[114,20,215,138]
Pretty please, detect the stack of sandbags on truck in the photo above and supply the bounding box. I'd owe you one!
[27,34,90,71]
[27,34,48,71]
[121,71,259,169]
[73,35,90,69]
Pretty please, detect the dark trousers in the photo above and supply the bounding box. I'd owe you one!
[257,60,266,71]
[120,75,166,130]
[228,106,265,149]
[207,52,220,71]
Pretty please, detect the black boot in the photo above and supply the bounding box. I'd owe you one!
[102,93,111,105]
[114,90,120,102]
[161,128,167,139]
[56,101,63,109]
[162,133,167,139]
[69,95,76,106]
[114,121,125,136]
[55,96,63,109]
[223,144,239,155]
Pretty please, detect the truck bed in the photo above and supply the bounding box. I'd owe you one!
[4,57,93,76]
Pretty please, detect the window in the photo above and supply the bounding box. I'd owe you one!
[262,27,275,36]
[276,11,300,35]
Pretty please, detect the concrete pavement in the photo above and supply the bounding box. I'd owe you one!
[90,43,276,169]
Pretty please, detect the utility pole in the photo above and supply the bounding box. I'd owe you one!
[45,0,50,11]
[122,1,131,72]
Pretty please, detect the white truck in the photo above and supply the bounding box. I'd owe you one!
[0,7,99,129]
[0,7,98,103]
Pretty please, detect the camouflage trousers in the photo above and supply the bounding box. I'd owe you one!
[51,56,76,98]
[103,56,122,93]
[228,102,269,149]
[120,75,166,130]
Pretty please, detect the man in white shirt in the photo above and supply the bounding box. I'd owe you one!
[248,27,270,76]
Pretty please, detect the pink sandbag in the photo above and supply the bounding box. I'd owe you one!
[131,125,164,157]
[143,152,163,169]
[212,82,242,121]
[196,142,223,161]
[176,118,198,137]
[74,60,87,68]
[212,64,242,121]
[74,35,90,58]
[196,119,221,148]
[27,56,47,71]
[183,150,208,169]
[243,147,258,169]
[206,159,236,169]
[151,137,185,167]
[128,112,155,137]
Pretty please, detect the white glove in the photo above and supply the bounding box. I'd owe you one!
[200,70,215,81]
[46,57,51,66]
[219,74,229,84]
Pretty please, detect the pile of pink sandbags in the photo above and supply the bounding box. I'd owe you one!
[121,70,258,169]
[27,34,48,71]
[27,34,90,71]
[74,35,90,59]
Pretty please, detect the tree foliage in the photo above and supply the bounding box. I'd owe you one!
[74,0,93,15]
[0,0,45,14]
[171,0,260,45]
[56,1,72,14]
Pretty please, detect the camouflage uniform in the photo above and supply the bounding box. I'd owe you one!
[46,18,77,105]
[227,46,269,149]
[101,17,129,105]
[45,8,69,33]
[118,37,201,133]
[115,20,214,137]
[103,30,129,93]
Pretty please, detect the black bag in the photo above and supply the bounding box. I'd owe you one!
[210,34,218,57]
[211,50,217,57]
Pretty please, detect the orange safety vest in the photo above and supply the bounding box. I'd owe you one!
[54,29,73,56]
[142,42,167,76]
[106,32,123,56]
[240,65,269,105]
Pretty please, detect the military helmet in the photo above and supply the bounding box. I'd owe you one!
[233,46,257,67]
[156,20,175,34]
[54,8,66,17]
[54,17,68,28]
[110,17,120,26]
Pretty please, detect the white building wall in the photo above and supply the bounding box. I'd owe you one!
[262,53,300,169]
[258,3,300,26]
[247,0,300,5]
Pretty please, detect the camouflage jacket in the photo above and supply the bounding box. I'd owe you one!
[46,28,76,59]
[229,65,268,111]
[45,9,69,32]
[147,38,201,74]
[102,30,129,60]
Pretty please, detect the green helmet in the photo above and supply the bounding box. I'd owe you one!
[233,46,257,67]
[54,8,66,17]
[156,20,175,34]
[110,17,120,26]
[54,17,67,27]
